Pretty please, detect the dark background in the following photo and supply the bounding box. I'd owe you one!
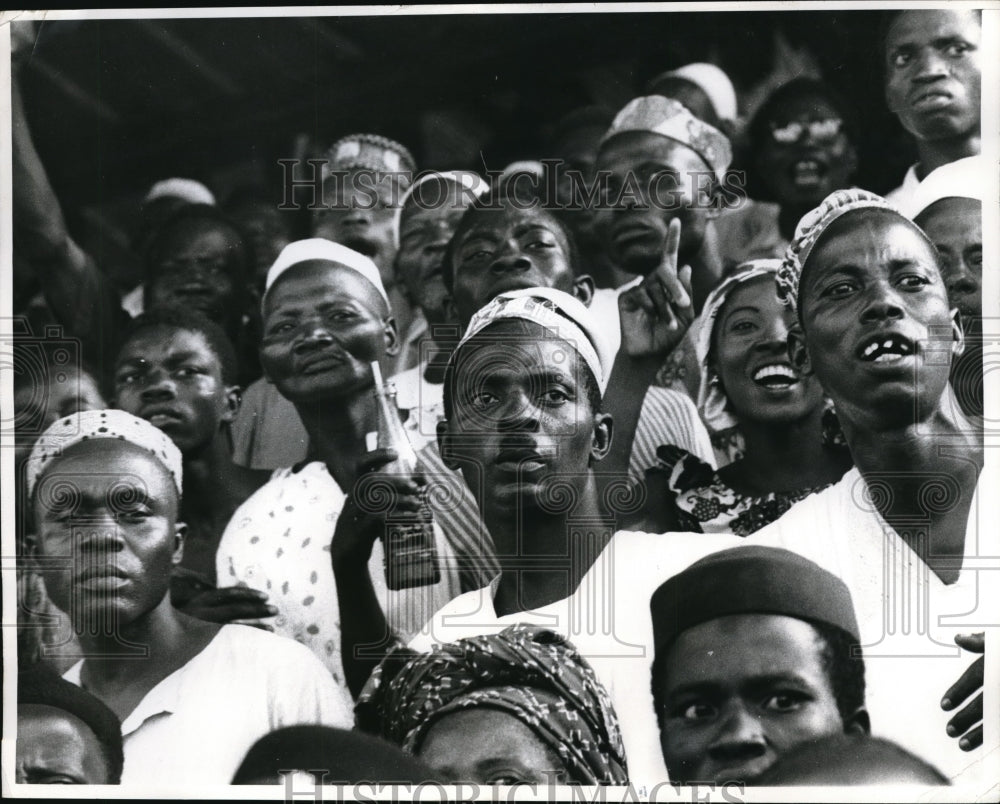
[15,10,915,285]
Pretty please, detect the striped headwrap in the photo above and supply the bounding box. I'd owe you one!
[776,188,927,316]
[359,625,629,784]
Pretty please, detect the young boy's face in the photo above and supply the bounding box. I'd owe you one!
[656,613,844,784]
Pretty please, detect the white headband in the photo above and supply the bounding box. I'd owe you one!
[457,287,612,392]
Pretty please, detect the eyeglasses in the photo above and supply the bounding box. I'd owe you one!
[769,118,844,145]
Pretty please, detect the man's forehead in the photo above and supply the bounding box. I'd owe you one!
[888,9,981,46]
[459,331,584,375]
[599,130,709,173]
[118,326,214,362]
[264,261,379,311]
[43,440,172,489]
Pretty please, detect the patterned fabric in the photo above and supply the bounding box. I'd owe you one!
[459,288,612,392]
[653,444,836,536]
[359,625,629,784]
[776,189,911,314]
[325,133,417,184]
[26,409,183,497]
[602,96,732,183]
[215,461,462,689]
[695,260,783,433]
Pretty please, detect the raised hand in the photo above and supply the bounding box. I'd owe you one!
[618,218,695,358]
[942,632,984,751]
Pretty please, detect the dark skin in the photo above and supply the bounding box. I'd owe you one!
[112,326,271,622]
[598,218,694,519]
[332,321,613,696]
[256,259,410,694]
[790,211,983,750]
[884,10,981,179]
[27,440,221,723]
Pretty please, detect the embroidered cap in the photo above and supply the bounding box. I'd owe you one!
[26,409,184,497]
[601,95,732,183]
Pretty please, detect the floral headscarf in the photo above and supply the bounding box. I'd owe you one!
[357,625,629,784]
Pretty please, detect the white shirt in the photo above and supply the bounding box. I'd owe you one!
[885,156,980,214]
[64,624,353,787]
[571,461,997,785]
[216,462,462,697]
[407,532,737,786]
[389,363,444,452]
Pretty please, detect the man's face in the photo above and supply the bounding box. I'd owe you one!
[595,131,715,275]
[441,321,607,519]
[312,169,401,285]
[14,369,105,464]
[16,704,111,784]
[657,614,844,784]
[145,223,243,327]
[884,10,981,143]
[915,197,982,328]
[713,276,825,427]
[30,439,182,632]
[450,207,576,327]
[230,202,292,295]
[396,181,469,325]
[798,213,955,428]
[755,94,856,209]
[113,326,237,455]
[260,261,395,405]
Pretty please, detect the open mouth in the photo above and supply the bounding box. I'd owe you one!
[857,333,916,363]
[789,158,827,188]
[752,363,799,389]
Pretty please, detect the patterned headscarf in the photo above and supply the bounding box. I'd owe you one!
[360,625,628,784]
[601,96,732,184]
[456,288,614,393]
[26,409,183,497]
[696,260,783,432]
[324,133,417,186]
[776,188,930,315]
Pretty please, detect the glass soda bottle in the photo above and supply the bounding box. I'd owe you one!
[366,361,441,590]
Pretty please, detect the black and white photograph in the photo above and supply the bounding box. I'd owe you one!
[1,4,998,800]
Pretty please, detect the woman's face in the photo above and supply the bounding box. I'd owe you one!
[418,708,567,785]
[755,94,857,210]
[713,275,825,426]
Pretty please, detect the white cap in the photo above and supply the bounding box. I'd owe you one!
[263,238,389,310]
[903,157,988,220]
[652,63,738,122]
[143,178,216,207]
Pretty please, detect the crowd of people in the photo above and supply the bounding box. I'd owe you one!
[11,8,993,792]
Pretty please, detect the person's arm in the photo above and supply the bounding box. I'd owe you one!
[598,219,695,510]
[12,72,125,369]
[331,449,419,698]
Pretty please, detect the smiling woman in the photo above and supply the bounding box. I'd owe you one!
[636,260,852,536]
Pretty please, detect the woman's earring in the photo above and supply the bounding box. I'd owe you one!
[951,308,966,358]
